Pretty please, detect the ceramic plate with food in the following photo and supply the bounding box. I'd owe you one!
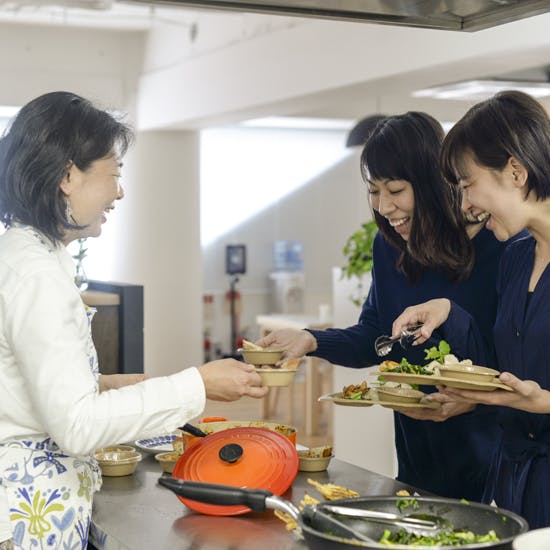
[318,392,440,409]
[377,371,514,392]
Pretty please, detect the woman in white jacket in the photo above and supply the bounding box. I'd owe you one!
[0,91,267,550]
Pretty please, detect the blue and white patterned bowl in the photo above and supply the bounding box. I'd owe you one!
[134,434,176,454]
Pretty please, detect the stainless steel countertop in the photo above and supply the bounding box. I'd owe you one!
[90,453,416,550]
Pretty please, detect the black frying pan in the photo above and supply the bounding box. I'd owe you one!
[158,478,528,550]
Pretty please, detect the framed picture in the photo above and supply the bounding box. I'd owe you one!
[226,244,247,275]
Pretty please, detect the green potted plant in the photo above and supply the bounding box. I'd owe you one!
[341,219,378,306]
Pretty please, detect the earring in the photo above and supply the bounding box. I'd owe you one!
[65,199,73,224]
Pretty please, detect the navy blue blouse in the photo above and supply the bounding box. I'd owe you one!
[309,228,509,501]
[488,236,550,529]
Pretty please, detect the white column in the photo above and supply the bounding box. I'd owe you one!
[111,130,203,376]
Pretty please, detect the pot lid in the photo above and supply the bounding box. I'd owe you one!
[172,427,298,515]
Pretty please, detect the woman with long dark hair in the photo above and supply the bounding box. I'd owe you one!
[393,91,550,527]
[258,111,511,501]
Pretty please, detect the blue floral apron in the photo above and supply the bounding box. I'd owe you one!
[0,298,102,550]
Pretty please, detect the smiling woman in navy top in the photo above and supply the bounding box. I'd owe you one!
[393,91,550,528]
[257,112,512,502]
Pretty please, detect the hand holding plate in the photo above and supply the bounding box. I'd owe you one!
[440,372,550,414]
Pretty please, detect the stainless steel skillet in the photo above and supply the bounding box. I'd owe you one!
[158,478,528,550]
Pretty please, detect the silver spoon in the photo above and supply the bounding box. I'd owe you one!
[374,323,424,357]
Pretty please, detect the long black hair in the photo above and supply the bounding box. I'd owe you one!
[361,111,473,282]
[441,90,550,202]
[0,91,134,244]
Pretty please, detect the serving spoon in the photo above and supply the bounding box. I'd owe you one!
[321,504,452,536]
[374,323,424,357]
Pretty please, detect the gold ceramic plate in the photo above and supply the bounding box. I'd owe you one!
[376,372,514,392]
[318,393,374,407]
[318,393,440,409]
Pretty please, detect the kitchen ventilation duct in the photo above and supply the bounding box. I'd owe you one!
[135,0,550,31]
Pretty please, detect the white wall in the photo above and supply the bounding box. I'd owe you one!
[202,145,371,352]
[0,22,144,109]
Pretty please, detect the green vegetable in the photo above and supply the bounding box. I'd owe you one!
[381,359,435,376]
[378,528,499,546]
[424,340,451,364]
[396,498,419,512]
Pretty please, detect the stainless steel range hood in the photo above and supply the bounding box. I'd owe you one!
[137,0,550,31]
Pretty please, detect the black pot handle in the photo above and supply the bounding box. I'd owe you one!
[178,423,208,438]
[158,478,272,512]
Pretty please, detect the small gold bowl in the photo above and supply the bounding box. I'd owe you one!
[438,364,499,383]
[98,445,136,453]
[376,387,425,404]
[255,367,298,387]
[238,348,284,365]
[95,449,142,477]
[298,451,334,472]
[155,452,180,474]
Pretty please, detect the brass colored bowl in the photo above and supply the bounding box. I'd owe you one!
[238,348,284,365]
[95,448,142,477]
[439,364,499,383]
[155,452,180,474]
[255,367,297,387]
[376,386,425,403]
[297,452,334,472]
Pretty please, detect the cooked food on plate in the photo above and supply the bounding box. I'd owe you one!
[379,357,439,376]
[341,380,370,400]
[378,340,490,378]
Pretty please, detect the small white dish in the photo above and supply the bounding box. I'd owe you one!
[513,527,550,550]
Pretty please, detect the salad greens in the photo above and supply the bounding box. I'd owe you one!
[378,340,452,378]
[379,528,499,546]
[424,340,451,364]
[396,498,419,512]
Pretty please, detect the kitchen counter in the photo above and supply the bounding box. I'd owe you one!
[89,452,417,550]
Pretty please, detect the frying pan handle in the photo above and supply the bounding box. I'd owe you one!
[158,478,272,512]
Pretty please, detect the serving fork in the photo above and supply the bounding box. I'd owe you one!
[374,323,424,357]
